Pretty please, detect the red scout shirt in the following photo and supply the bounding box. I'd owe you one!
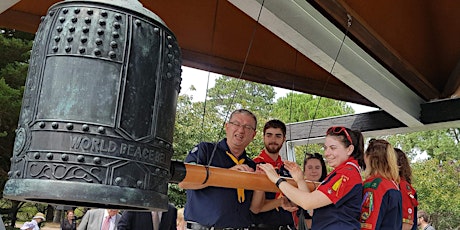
[312,158,362,229]
[400,178,418,228]
[360,175,402,230]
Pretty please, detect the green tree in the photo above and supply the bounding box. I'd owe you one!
[412,158,460,229]
[0,30,32,201]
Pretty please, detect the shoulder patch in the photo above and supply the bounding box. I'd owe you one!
[190,146,198,153]
[363,177,382,189]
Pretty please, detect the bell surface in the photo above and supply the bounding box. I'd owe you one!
[3,0,182,211]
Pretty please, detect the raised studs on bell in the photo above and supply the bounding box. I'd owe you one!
[154,27,159,33]
[54,36,60,42]
[71,17,77,23]
[34,152,40,159]
[79,47,86,54]
[97,126,105,134]
[101,10,108,17]
[61,154,69,161]
[109,51,116,59]
[93,157,101,164]
[52,122,59,129]
[39,122,46,128]
[110,41,117,48]
[84,17,91,24]
[77,155,85,162]
[112,31,119,38]
[66,123,74,130]
[113,22,120,29]
[94,49,101,56]
[87,9,93,15]
[136,180,143,188]
[97,29,104,35]
[46,152,54,160]
[115,14,122,20]
[95,38,103,45]
[67,36,73,42]
[74,8,80,14]
[56,26,63,32]
[65,46,71,52]
[62,8,68,14]
[59,17,65,23]
[82,124,90,131]
[99,19,106,26]
[81,37,88,43]
[69,27,75,32]
[82,26,89,33]
[135,19,141,26]
[114,177,122,185]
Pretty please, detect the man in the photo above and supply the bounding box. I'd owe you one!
[417,210,435,230]
[179,109,259,229]
[117,203,177,230]
[251,120,297,230]
[78,209,121,230]
[20,212,45,230]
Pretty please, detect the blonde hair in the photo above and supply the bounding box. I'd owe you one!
[363,139,400,183]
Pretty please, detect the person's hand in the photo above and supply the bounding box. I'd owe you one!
[257,163,279,183]
[229,164,254,172]
[284,161,304,183]
[280,196,299,212]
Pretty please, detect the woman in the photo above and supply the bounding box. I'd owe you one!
[360,139,401,230]
[296,153,328,229]
[61,209,76,230]
[394,148,418,230]
[259,126,364,229]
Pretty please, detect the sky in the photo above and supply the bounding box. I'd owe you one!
[179,66,378,114]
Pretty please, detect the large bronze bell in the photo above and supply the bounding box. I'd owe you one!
[3,0,182,211]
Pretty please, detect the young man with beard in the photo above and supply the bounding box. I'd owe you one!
[251,119,297,230]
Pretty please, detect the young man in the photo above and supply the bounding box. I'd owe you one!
[179,109,259,229]
[251,119,297,229]
[417,210,435,230]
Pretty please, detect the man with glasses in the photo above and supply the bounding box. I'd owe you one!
[179,109,259,230]
[250,120,297,230]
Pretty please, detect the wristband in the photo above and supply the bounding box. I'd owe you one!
[275,178,287,188]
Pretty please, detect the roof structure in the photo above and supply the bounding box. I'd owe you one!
[1,0,459,145]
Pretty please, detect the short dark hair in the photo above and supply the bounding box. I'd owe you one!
[229,109,257,128]
[263,119,286,136]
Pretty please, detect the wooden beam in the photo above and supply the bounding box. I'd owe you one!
[0,9,40,33]
[230,0,425,127]
[181,48,373,106]
[308,0,440,100]
[421,98,460,124]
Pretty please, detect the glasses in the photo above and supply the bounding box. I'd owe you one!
[327,126,352,144]
[228,121,255,132]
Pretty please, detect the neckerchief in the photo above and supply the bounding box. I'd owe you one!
[226,151,246,203]
[254,149,285,206]
[253,149,284,169]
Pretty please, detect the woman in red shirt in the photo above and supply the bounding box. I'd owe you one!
[360,139,402,230]
[394,148,418,230]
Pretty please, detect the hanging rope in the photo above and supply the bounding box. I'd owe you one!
[206,0,266,167]
[301,14,353,166]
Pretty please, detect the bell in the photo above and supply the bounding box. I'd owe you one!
[3,0,182,211]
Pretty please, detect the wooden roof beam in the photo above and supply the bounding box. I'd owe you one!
[229,0,425,127]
